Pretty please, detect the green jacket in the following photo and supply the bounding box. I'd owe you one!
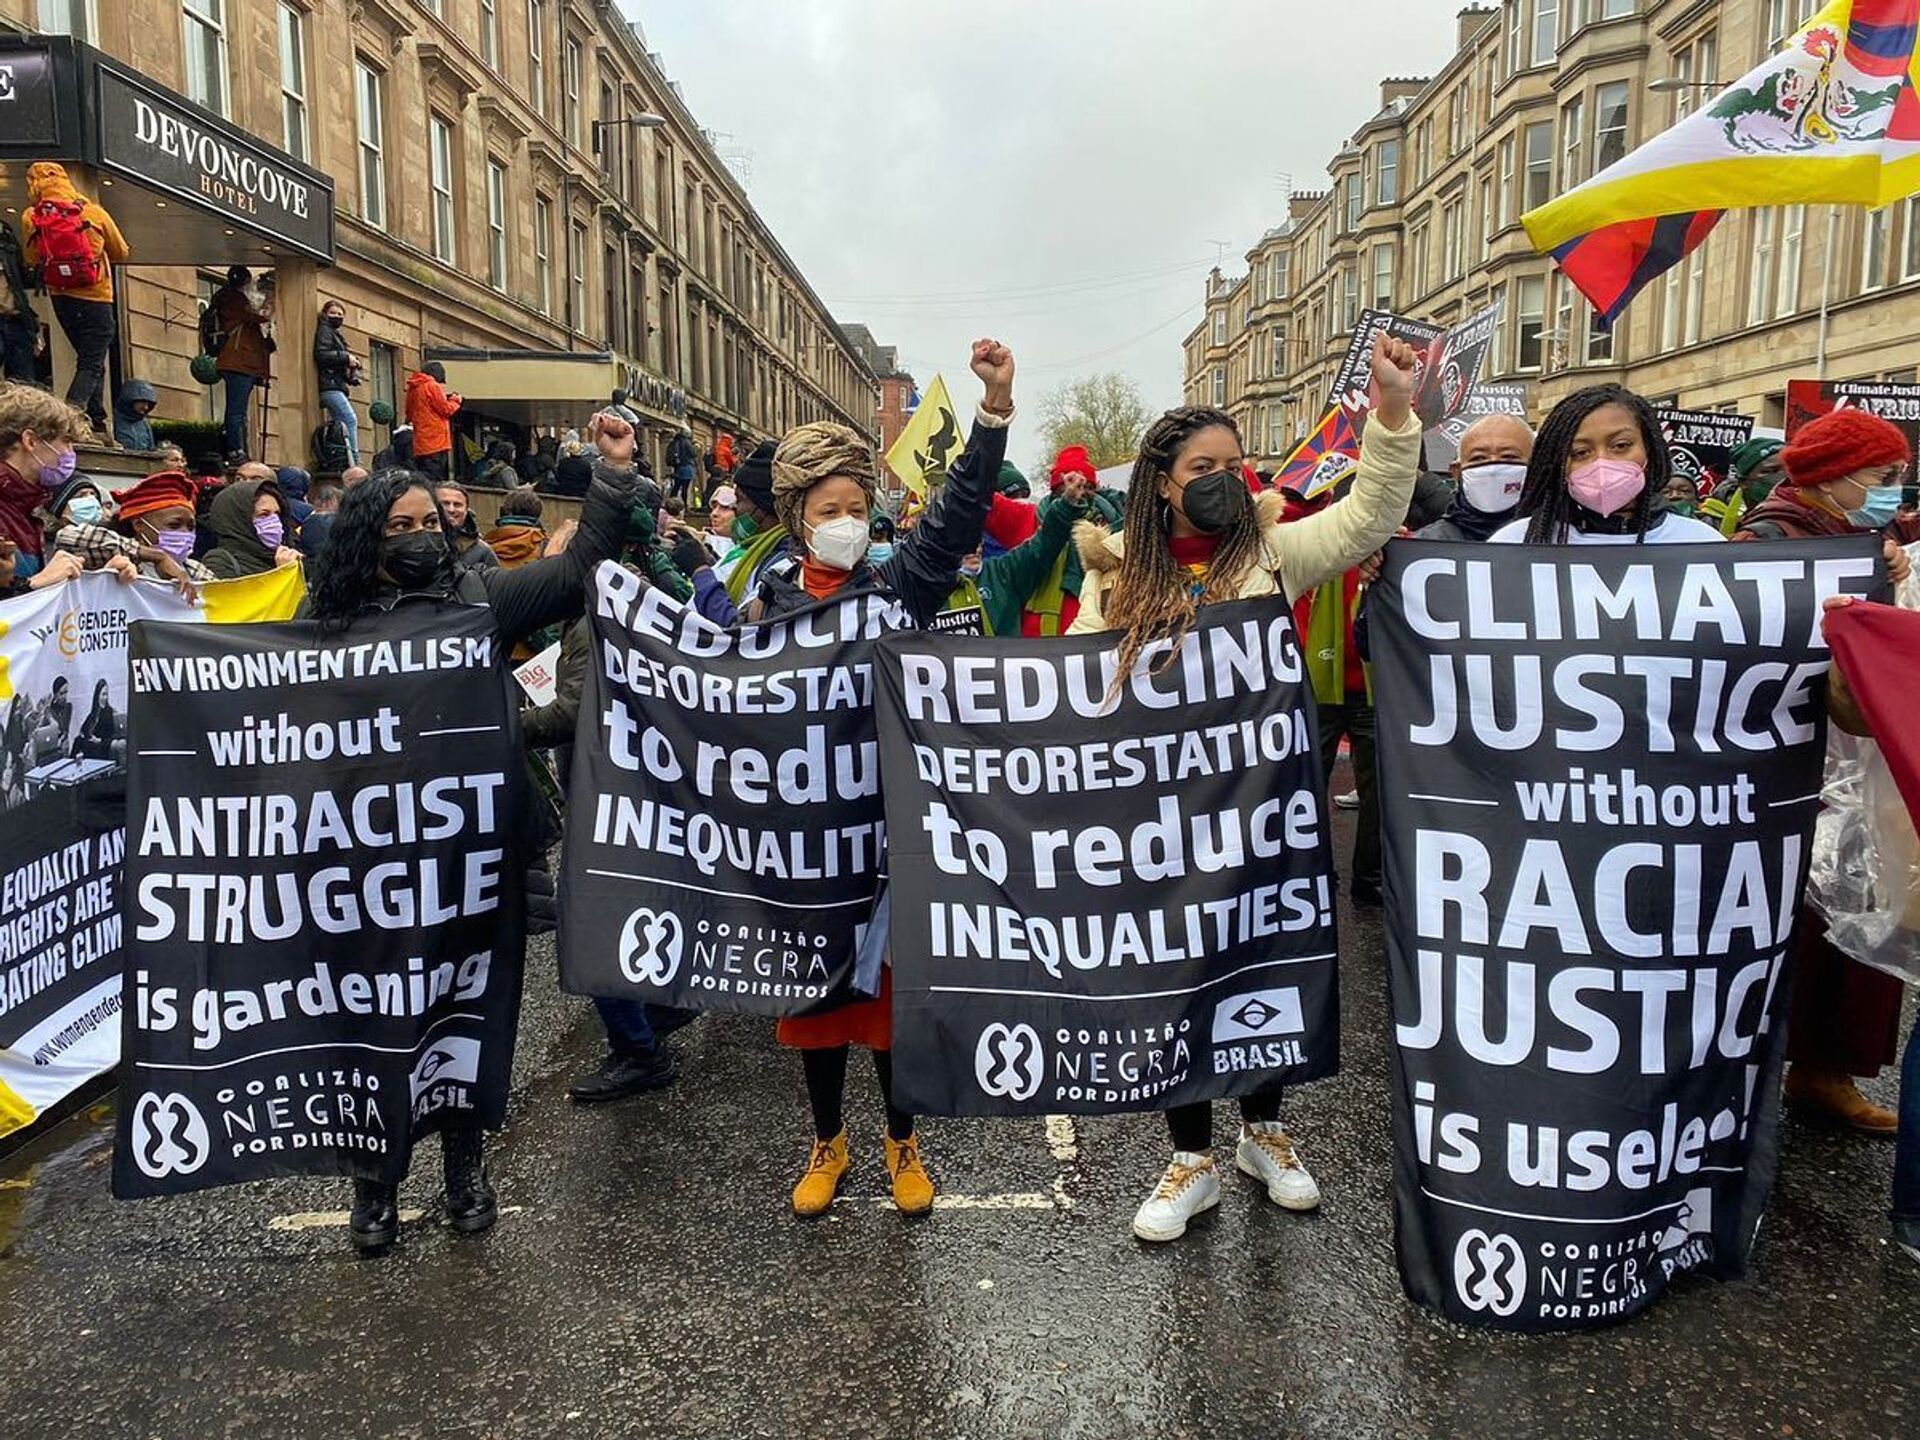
[1024,488,1123,635]
[939,494,1087,636]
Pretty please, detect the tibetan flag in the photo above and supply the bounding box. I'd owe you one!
[1525,0,1920,325]
[1275,406,1360,501]
[885,374,965,499]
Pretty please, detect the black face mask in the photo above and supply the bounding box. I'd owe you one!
[324,314,343,328]
[1179,469,1252,534]
[381,531,450,591]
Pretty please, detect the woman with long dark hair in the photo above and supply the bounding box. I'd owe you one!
[71,677,116,761]
[1069,335,1422,1242]
[1491,384,1722,546]
[302,414,640,1256]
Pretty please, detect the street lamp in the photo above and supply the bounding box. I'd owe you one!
[592,111,668,155]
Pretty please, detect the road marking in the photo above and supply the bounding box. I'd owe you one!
[267,1205,525,1232]
[1045,1114,1079,1163]
[835,1191,1059,1211]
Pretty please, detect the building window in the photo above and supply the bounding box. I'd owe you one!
[1505,0,1523,77]
[1514,274,1546,371]
[1660,258,1683,352]
[277,2,309,163]
[603,240,622,350]
[527,0,546,118]
[1269,408,1286,456]
[486,161,509,292]
[1685,237,1708,345]
[1410,224,1430,297]
[570,220,588,331]
[1777,204,1804,315]
[1211,310,1227,346]
[534,195,553,315]
[1342,267,1359,330]
[1376,140,1400,206]
[1863,206,1891,293]
[1903,197,1920,280]
[1345,175,1363,232]
[429,115,457,265]
[1594,81,1630,173]
[1372,243,1395,309]
[1524,121,1554,212]
[1498,134,1516,224]
[1479,175,1495,261]
[1532,0,1559,67]
[36,1,99,39]
[182,0,230,117]
[354,59,386,231]
[1748,208,1777,322]
[1443,200,1465,280]
[1767,0,1818,53]
[599,78,619,183]
[1553,277,1575,369]
[1273,251,1290,297]
[1586,305,1613,363]
[564,37,584,148]
[1211,366,1225,406]
[1562,95,1585,189]
[1602,0,1634,16]
[1271,327,1287,376]
[369,341,397,428]
[480,0,499,69]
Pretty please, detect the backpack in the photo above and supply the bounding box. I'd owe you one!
[310,418,351,474]
[197,303,226,361]
[30,199,101,291]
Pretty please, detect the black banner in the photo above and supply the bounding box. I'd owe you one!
[1655,407,1754,497]
[559,567,903,1015]
[1323,302,1502,440]
[113,610,525,1198]
[1424,382,1533,471]
[876,600,1339,1117]
[1372,538,1884,1331]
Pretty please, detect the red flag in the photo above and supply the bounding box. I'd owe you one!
[1826,600,1920,819]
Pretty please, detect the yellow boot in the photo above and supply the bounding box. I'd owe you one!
[886,1132,935,1216]
[792,1131,849,1217]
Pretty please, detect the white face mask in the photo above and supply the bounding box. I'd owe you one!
[806,514,870,571]
[1459,462,1528,514]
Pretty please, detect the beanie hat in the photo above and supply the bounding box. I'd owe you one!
[732,441,778,517]
[1781,410,1911,489]
[1728,436,1784,483]
[1048,445,1096,492]
[771,423,874,538]
[997,460,1031,498]
[50,473,103,518]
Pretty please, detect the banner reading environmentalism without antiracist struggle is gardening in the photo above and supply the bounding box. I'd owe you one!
[559,566,907,1017]
[1371,537,1885,1332]
[113,608,526,1199]
[875,598,1339,1117]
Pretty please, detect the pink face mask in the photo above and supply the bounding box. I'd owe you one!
[1566,457,1646,518]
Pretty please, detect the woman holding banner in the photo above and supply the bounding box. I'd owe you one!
[1069,334,1422,1242]
[737,339,1015,1220]
[303,413,641,1255]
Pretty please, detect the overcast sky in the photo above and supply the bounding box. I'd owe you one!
[622,0,1456,459]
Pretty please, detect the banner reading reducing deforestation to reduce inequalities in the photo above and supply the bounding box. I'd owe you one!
[559,566,904,1017]
[876,598,1339,1117]
[114,608,525,1198]
[1371,537,1884,1332]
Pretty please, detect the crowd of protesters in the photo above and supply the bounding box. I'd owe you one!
[6,288,1920,1269]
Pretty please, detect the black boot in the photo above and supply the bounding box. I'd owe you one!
[568,1042,676,1104]
[349,1178,399,1255]
[442,1127,497,1235]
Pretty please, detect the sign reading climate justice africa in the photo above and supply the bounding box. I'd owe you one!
[1371,537,1884,1332]
[114,610,525,1198]
[560,567,904,1016]
[1655,407,1755,497]
[875,600,1339,1117]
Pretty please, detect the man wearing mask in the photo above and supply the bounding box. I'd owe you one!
[1704,436,1785,536]
[1420,414,1534,541]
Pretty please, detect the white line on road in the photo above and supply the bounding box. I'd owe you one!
[834,1192,1061,1212]
[267,1205,526,1232]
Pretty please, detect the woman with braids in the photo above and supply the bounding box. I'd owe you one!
[1489,384,1723,546]
[1070,334,1422,1243]
[300,413,640,1256]
[716,339,1014,1220]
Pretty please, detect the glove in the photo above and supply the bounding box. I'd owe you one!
[669,532,712,576]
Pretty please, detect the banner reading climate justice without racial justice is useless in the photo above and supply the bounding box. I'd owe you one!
[875,599,1339,1117]
[560,567,904,1016]
[114,609,525,1198]
[1372,537,1884,1332]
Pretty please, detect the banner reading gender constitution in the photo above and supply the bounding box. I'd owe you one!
[113,609,525,1198]
[876,599,1338,1117]
[1372,537,1884,1332]
[559,567,904,1016]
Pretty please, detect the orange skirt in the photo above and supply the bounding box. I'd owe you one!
[775,968,892,1051]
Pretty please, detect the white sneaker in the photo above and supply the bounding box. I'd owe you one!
[1236,1123,1321,1211]
[1333,790,1361,810]
[1131,1152,1221,1242]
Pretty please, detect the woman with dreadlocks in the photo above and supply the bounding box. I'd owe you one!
[1071,334,1422,1243]
[743,339,1014,1221]
[300,414,640,1257]
[1490,384,1723,546]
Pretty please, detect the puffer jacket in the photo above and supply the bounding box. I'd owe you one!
[314,317,355,393]
[1068,413,1420,632]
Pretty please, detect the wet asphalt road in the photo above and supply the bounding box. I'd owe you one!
[2,802,1918,1440]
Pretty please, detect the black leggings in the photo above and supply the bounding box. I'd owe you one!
[802,1046,914,1143]
[1164,1084,1284,1153]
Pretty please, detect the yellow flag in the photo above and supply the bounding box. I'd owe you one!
[886,375,966,498]
[200,563,306,624]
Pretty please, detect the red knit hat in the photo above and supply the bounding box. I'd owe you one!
[1781,409,1911,488]
[1048,445,1096,492]
[113,470,198,522]
[983,490,1039,551]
